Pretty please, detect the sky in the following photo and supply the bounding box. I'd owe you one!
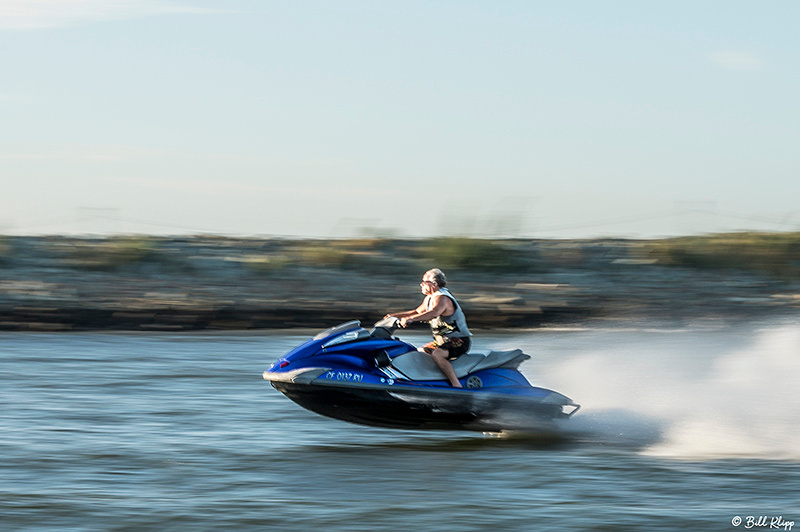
[1,0,799,239]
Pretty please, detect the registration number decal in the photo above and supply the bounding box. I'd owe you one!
[325,371,363,383]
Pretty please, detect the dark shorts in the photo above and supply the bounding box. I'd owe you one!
[421,336,471,359]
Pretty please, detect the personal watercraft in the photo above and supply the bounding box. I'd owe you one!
[262,318,580,432]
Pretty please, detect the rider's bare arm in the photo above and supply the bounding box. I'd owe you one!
[399,295,454,326]
[385,301,428,320]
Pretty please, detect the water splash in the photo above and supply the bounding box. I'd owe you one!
[537,321,800,460]
[644,324,800,460]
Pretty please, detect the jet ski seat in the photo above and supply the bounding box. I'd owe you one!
[389,348,530,381]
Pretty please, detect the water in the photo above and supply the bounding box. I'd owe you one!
[2,320,799,531]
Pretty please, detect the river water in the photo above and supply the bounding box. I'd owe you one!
[2,319,799,531]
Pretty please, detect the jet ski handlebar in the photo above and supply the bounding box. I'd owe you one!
[374,316,400,329]
[369,316,401,339]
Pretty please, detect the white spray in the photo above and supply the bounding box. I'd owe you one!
[516,321,800,460]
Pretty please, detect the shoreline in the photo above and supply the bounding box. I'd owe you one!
[1,235,798,332]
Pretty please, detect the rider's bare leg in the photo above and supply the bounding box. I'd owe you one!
[428,347,463,388]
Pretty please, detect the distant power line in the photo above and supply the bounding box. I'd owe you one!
[535,207,799,234]
[86,214,223,234]
[536,210,678,233]
[6,206,799,237]
[692,208,800,227]
[9,212,221,235]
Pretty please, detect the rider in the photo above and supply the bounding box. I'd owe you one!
[385,268,472,388]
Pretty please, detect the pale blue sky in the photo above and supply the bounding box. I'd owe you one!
[2,1,799,238]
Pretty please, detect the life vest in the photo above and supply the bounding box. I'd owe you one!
[425,287,472,341]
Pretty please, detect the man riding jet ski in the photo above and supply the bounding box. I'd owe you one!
[262,316,580,432]
[384,268,473,388]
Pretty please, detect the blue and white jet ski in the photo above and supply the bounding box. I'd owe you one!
[262,318,580,432]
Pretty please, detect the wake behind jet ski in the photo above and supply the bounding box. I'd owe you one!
[262,318,580,432]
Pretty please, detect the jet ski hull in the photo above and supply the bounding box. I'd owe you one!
[269,378,575,432]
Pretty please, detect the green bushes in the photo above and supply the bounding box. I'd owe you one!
[276,238,529,274]
[295,243,361,268]
[646,232,800,279]
[0,237,9,266]
[64,237,158,271]
[288,240,411,273]
[418,238,528,272]
[7,233,796,279]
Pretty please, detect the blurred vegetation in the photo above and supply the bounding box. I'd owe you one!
[294,242,362,268]
[417,237,529,272]
[59,236,191,273]
[240,254,291,275]
[286,239,413,274]
[64,237,160,271]
[2,232,798,331]
[538,245,586,266]
[646,232,800,279]
[4,233,799,280]
[0,236,9,266]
